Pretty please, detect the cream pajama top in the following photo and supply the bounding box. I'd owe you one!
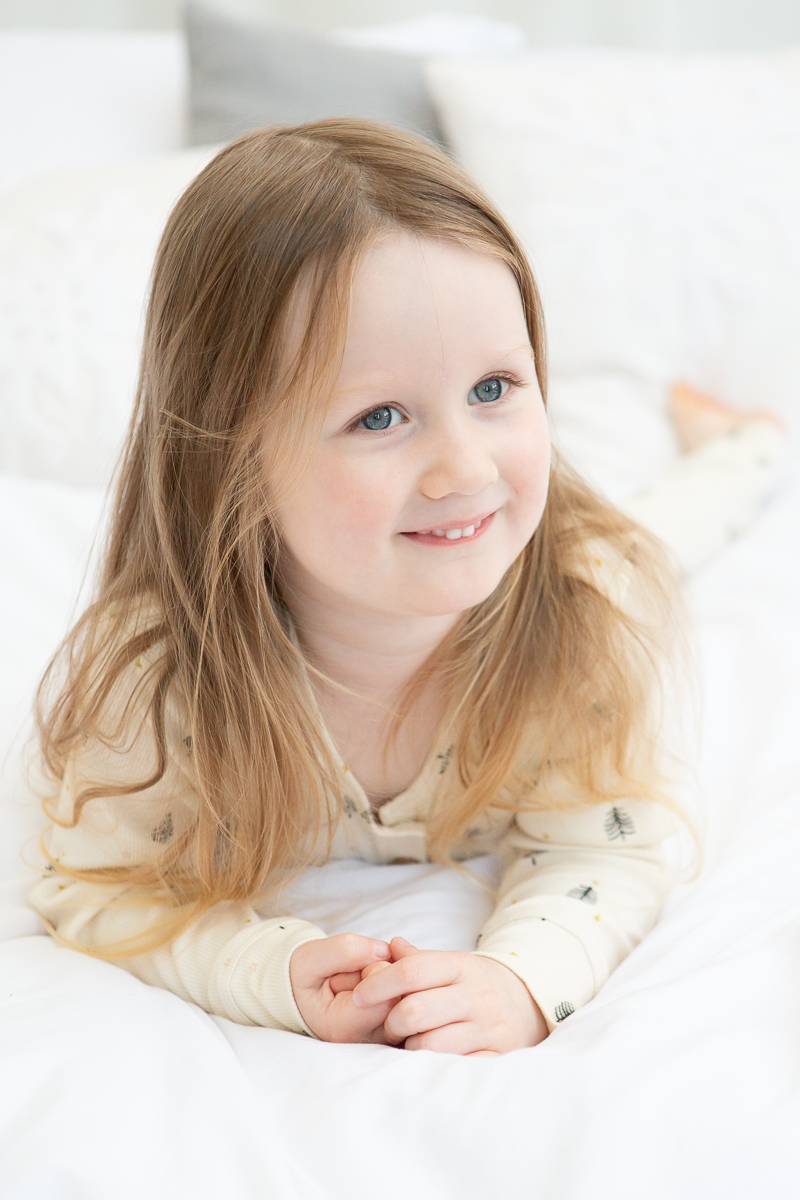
[29,419,785,1035]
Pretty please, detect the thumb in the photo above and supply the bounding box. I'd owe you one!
[292,934,391,990]
[389,935,421,961]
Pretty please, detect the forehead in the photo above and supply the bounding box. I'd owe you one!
[339,233,530,382]
[347,229,525,343]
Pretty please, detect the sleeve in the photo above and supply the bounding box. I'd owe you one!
[473,533,683,1031]
[29,654,326,1034]
[620,420,787,575]
[474,796,677,1031]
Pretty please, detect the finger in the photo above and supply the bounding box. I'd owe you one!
[360,960,393,981]
[404,1020,489,1055]
[353,951,462,1009]
[364,1022,394,1046]
[318,934,391,981]
[329,971,362,994]
[294,933,391,989]
[383,984,471,1044]
[323,991,395,1044]
[389,936,420,960]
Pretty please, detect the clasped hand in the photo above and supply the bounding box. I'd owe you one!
[289,934,548,1055]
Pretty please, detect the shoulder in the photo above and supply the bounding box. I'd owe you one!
[81,592,177,746]
[57,595,193,803]
[94,591,164,650]
[562,533,644,613]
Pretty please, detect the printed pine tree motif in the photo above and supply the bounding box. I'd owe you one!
[526,849,549,866]
[436,744,454,775]
[604,805,635,841]
[567,884,598,904]
[150,812,174,844]
[342,795,358,818]
[554,1000,575,1023]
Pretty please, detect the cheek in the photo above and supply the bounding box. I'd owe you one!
[506,409,551,529]
[280,453,404,571]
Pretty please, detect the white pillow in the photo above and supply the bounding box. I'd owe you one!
[0,31,188,197]
[0,146,219,489]
[426,49,800,425]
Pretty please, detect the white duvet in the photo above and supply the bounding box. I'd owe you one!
[0,448,798,1198]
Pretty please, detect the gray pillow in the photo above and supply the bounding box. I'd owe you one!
[186,3,447,148]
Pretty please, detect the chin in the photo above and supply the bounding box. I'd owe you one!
[409,575,507,618]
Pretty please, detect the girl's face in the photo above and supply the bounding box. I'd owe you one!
[276,233,550,621]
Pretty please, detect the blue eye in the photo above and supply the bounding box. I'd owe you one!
[468,377,509,405]
[359,406,403,431]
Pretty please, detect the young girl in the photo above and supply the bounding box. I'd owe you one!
[30,120,783,1056]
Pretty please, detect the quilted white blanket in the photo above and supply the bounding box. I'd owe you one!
[0,451,798,1197]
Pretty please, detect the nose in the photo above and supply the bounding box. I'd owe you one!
[418,415,500,501]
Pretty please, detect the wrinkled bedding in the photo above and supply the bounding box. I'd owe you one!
[1,448,799,1198]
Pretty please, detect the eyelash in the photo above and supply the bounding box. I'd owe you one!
[350,371,524,434]
[468,371,521,406]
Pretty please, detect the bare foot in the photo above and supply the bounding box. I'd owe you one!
[670,382,784,454]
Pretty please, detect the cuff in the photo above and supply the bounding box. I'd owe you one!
[221,917,327,1034]
[475,914,597,1032]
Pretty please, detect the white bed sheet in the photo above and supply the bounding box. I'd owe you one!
[0,453,798,1199]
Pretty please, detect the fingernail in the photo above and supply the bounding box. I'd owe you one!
[373,942,391,959]
[352,990,363,1008]
[393,936,411,946]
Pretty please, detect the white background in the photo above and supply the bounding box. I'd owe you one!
[0,0,798,51]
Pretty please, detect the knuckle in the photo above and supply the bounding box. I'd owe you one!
[400,957,422,988]
[401,994,422,1026]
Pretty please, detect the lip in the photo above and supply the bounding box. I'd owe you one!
[399,510,497,547]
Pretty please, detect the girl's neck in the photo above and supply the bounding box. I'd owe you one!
[287,590,458,803]
[290,593,458,704]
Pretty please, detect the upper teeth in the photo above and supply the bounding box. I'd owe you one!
[418,521,479,539]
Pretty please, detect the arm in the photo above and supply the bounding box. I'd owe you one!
[30,718,327,1032]
[473,797,677,1030]
[29,657,391,1037]
[33,869,326,1032]
[352,798,677,1051]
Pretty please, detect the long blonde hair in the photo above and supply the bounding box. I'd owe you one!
[37,120,681,951]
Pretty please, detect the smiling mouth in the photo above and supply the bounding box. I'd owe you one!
[400,511,496,545]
